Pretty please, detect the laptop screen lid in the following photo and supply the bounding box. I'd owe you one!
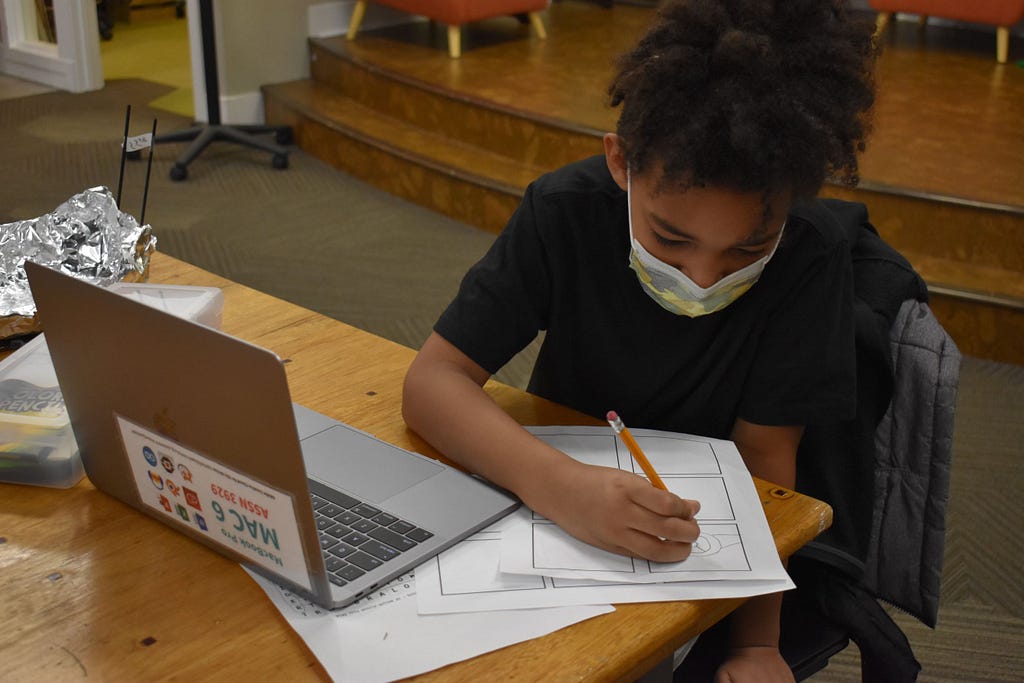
[25,261,333,605]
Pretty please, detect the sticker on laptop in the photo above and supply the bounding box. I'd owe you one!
[115,415,312,591]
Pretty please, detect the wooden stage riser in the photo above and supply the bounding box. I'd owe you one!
[308,40,1024,280]
[310,41,602,172]
[266,99,522,233]
[823,186,1024,274]
[928,296,1024,366]
[271,92,1022,365]
[276,75,1024,272]
[268,38,1024,365]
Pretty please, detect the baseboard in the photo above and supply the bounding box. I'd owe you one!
[220,90,266,125]
[0,43,75,92]
[211,1,421,125]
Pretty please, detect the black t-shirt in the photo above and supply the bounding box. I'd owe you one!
[435,156,856,439]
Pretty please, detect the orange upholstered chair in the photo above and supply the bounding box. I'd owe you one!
[869,0,1024,63]
[347,0,548,58]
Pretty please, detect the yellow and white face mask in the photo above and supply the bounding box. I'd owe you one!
[626,175,784,318]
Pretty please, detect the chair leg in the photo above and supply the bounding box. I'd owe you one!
[529,12,547,40]
[874,11,892,35]
[997,26,1009,64]
[347,0,367,41]
[447,24,461,58]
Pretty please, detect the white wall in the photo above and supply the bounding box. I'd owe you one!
[210,0,414,124]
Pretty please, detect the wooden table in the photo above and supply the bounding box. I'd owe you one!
[0,253,833,682]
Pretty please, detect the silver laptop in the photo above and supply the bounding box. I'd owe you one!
[25,261,518,609]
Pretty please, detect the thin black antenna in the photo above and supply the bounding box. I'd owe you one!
[139,119,158,226]
[116,104,131,207]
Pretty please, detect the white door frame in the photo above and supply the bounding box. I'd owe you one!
[185,0,207,123]
[0,0,103,92]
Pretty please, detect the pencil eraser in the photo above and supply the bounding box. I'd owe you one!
[606,410,618,421]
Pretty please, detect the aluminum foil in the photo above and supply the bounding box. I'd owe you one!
[0,186,157,340]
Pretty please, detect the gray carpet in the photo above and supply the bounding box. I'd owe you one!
[2,79,1022,681]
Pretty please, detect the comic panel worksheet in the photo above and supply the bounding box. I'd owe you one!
[499,426,791,584]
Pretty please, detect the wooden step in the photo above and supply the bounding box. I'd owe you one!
[264,79,540,233]
[264,40,1024,365]
[309,37,602,173]
[822,183,1024,364]
[899,252,1023,365]
[822,183,1024,279]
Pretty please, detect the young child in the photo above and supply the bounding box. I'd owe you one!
[403,1,877,680]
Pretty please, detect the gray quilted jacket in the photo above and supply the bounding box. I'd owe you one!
[864,298,961,626]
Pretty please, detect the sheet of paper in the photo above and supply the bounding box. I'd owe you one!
[244,568,612,683]
[415,521,792,615]
[500,426,791,585]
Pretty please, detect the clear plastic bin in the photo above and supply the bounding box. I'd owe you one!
[108,282,224,330]
[0,283,223,488]
[0,334,80,487]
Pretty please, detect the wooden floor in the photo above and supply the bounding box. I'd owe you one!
[342,1,1024,210]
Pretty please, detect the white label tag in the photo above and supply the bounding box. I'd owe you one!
[115,415,312,591]
[124,133,153,152]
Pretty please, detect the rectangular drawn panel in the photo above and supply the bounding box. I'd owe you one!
[628,435,722,475]
[664,476,735,521]
[533,523,636,573]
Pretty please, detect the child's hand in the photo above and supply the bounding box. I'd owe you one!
[714,646,794,683]
[528,459,700,562]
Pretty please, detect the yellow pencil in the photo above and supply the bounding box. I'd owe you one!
[606,410,668,491]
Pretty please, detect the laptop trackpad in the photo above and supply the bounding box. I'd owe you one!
[300,425,443,502]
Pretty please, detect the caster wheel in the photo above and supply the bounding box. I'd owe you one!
[275,128,293,145]
[272,153,289,170]
[169,164,188,181]
[126,150,142,161]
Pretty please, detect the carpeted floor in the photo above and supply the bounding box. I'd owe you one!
[2,79,1022,681]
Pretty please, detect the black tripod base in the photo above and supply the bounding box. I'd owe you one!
[150,123,293,181]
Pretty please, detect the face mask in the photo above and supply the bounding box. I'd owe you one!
[626,173,784,317]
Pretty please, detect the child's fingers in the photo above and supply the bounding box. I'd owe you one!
[629,479,701,519]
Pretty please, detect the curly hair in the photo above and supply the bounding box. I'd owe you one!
[609,0,877,201]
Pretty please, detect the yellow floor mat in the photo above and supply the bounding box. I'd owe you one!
[100,16,193,118]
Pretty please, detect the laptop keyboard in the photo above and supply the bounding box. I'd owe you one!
[310,485,434,587]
